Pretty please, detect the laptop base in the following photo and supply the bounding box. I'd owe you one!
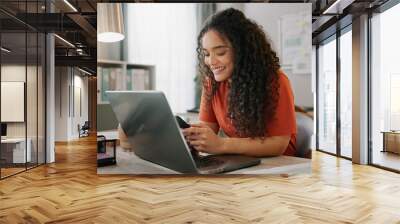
[195,154,261,174]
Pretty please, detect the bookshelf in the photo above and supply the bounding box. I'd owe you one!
[97,60,155,131]
[97,60,156,103]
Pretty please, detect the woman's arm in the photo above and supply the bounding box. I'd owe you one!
[220,135,290,157]
[183,123,290,157]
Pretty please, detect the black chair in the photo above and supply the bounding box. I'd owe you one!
[295,112,313,159]
[78,121,90,138]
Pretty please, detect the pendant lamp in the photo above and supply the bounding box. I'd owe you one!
[97,3,125,43]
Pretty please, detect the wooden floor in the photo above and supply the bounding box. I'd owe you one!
[0,167,26,178]
[1,136,400,223]
[1,163,45,178]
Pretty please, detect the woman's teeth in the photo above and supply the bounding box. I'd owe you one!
[212,66,225,73]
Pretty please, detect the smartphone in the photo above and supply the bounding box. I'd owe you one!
[175,116,191,129]
[175,116,199,158]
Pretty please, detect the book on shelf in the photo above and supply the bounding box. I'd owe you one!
[98,67,124,102]
[130,68,150,91]
[98,65,153,103]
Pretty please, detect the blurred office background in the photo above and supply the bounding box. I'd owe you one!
[97,3,312,128]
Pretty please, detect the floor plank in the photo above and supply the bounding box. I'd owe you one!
[0,136,399,223]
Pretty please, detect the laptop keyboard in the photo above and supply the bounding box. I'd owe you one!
[195,157,224,168]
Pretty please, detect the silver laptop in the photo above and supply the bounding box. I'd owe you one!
[107,91,260,174]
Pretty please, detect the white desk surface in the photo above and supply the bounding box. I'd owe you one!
[98,150,311,175]
[1,137,32,163]
[97,128,310,175]
[97,130,119,140]
[1,138,27,143]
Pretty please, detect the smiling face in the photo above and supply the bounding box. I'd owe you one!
[201,30,234,82]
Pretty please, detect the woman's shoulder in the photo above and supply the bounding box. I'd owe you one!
[277,69,289,81]
[275,69,291,88]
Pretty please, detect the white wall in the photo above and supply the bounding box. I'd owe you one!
[54,67,89,141]
[72,74,89,137]
[126,4,197,113]
[55,67,68,141]
[1,65,26,139]
[1,65,40,136]
[217,3,313,108]
[124,3,313,111]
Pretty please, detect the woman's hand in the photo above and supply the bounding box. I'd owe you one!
[182,123,225,154]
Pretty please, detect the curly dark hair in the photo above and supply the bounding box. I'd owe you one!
[197,8,281,138]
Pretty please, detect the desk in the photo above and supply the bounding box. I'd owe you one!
[381,131,400,154]
[1,138,31,163]
[97,149,311,175]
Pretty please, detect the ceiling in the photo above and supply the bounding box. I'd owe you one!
[309,0,389,43]
[0,0,97,75]
[1,0,393,74]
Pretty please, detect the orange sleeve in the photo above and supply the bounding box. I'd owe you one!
[199,86,218,123]
[266,72,297,136]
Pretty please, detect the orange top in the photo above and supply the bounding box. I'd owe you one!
[199,70,297,156]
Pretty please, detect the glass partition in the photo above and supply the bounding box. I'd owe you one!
[317,36,337,154]
[0,1,46,179]
[370,3,400,171]
[1,31,28,177]
[339,28,352,158]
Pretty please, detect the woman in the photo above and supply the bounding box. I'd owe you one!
[182,8,297,157]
